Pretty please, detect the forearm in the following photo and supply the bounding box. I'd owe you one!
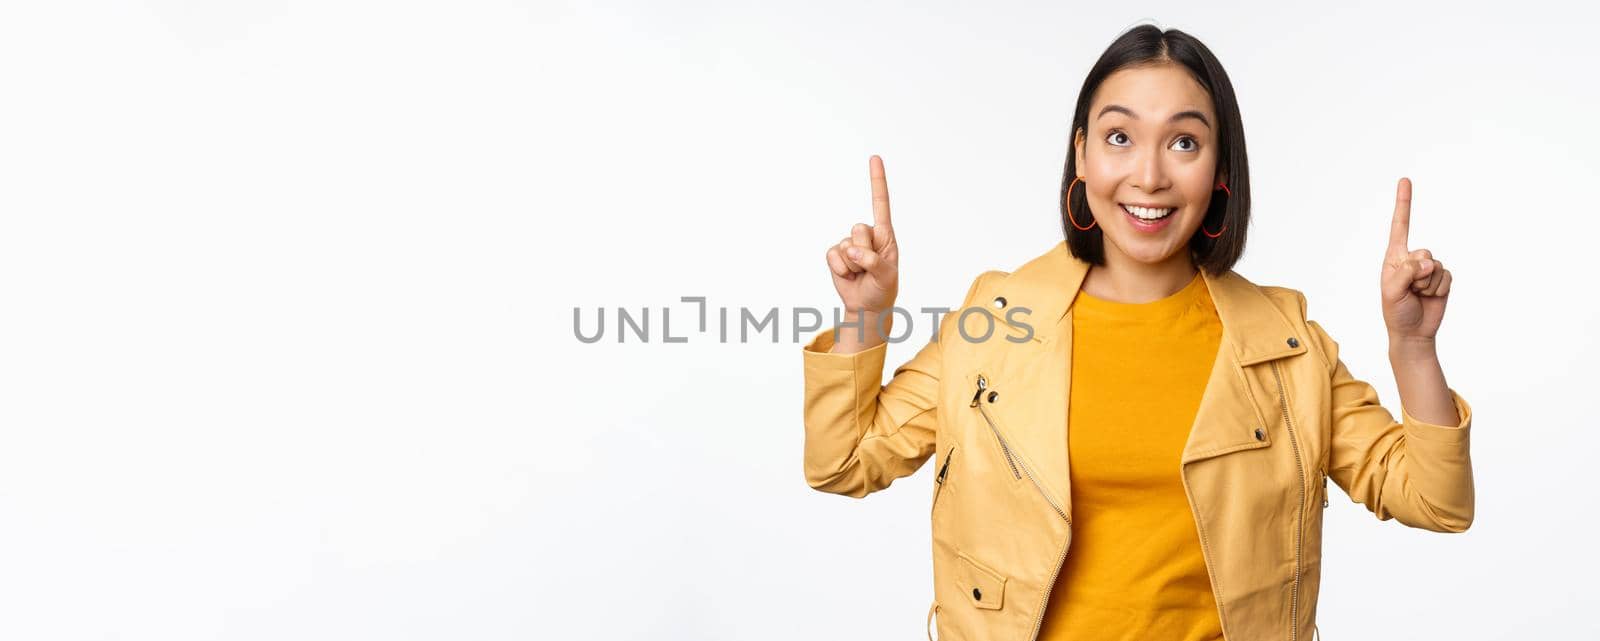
[829,310,892,354]
[1388,336,1459,426]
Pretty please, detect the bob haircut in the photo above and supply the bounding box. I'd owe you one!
[1061,25,1251,275]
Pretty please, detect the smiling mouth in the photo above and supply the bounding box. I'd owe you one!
[1119,203,1176,221]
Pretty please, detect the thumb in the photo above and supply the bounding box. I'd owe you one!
[848,246,896,285]
[1384,257,1429,300]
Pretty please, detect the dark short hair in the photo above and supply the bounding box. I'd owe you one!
[1060,24,1250,275]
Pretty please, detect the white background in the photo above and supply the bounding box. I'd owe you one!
[1,1,1594,639]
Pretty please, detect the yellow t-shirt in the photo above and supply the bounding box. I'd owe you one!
[1037,270,1225,641]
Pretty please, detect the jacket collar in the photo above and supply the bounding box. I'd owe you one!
[999,241,1306,365]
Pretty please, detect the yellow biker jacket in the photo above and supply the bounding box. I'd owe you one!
[800,240,1474,641]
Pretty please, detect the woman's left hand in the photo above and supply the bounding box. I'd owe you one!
[1380,177,1452,342]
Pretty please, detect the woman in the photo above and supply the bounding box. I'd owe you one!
[800,25,1473,641]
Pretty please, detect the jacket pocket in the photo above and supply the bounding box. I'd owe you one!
[970,372,1070,523]
[955,549,1007,611]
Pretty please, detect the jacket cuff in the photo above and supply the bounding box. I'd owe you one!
[801,330,891,440]
[801,328,889,373]
[1401,387,1472,445]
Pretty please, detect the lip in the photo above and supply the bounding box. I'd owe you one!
[1119,203,1177,233]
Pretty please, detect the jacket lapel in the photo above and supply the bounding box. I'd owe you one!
[1180,261,1308,464]
[982,241,1310,509]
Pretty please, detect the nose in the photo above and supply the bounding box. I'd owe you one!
[1130,146,1169,193]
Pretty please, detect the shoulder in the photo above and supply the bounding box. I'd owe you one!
[957,241,1080,310]
[1256,284,1310,323]
[1226,267,1309,324]
[960,269,1011,306]
[1246,278,1337,371]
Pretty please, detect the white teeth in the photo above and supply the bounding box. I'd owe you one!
[1122,204,1175,220]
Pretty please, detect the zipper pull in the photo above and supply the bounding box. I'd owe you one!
[1321,472,1329,508]
[970,375,987,407]
[936,447,953,484]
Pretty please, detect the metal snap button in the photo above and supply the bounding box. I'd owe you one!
[1254,427,1266,441]
[992,296,1007,309]
[987,391,998,403]
[972,587,983,601]
[1287,337,1299,348]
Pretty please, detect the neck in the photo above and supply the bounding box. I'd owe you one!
[1081,247,1199,304]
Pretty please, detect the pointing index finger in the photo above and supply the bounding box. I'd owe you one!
[1389,177,1412,251]
[870,155,892,230]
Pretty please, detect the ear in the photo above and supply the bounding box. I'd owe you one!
[1074,127,1087,176]
[1215,167,1229,186]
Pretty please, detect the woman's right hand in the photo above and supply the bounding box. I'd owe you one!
[825,155,900,318]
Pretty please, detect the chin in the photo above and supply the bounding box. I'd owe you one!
[1115,236,1190,264]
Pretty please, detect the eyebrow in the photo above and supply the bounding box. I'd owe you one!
[1096,104,1211,130]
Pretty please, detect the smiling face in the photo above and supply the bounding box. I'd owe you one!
[1074,62,1224,267]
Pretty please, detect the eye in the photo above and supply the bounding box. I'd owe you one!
[1170,136,1198,152]
[1104,130,1131,147]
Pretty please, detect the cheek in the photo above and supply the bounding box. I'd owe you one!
[1082,156,1122,199]
[1174,163,1217,208]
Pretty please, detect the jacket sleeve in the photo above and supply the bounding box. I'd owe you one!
[1306,317,1475,533]
[799,273,987,498]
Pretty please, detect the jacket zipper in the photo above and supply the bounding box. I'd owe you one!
[971,374,1072,641]
[1025,528,1072,641]
[1271,361,1306,641]
[971,375,1022,480]
[932,446,954,508]
[1321,470,1329,509]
